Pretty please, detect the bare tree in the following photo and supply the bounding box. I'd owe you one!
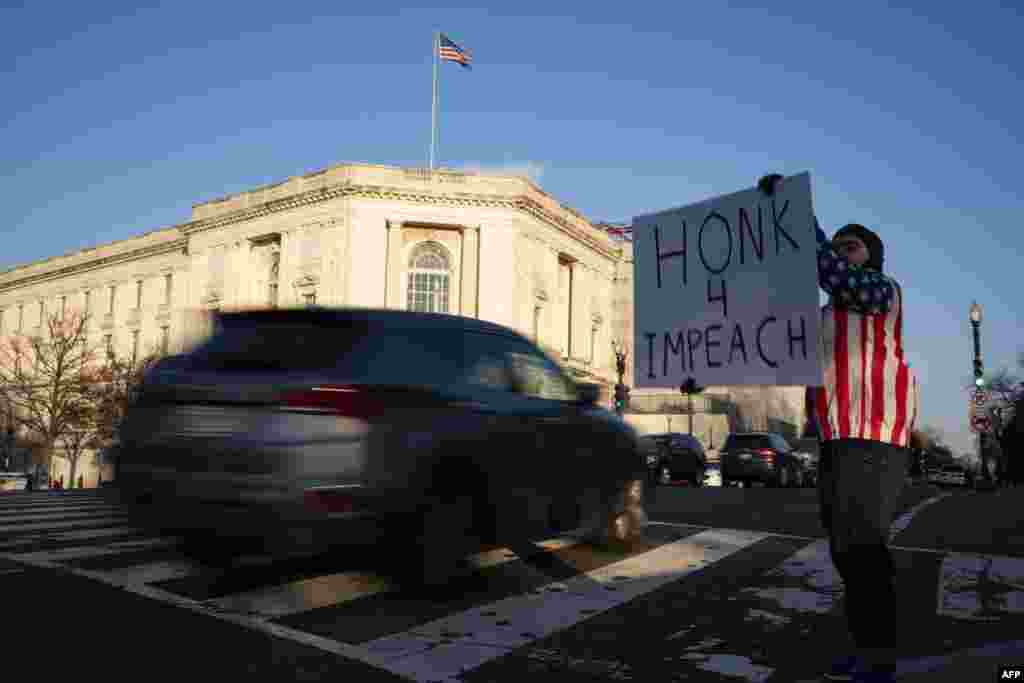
[0,310,102,486]
[91,343,165,459]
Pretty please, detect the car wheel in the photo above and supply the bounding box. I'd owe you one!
[585,480,646,552]
[659,465,672,485]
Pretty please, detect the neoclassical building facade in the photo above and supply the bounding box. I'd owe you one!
[0,162,806,485]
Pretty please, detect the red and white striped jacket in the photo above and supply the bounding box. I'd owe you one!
[813,277,919,447]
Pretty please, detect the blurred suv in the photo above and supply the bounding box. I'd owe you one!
[111,307,648,587]
[720,432,806,488]
[641,433,707,486]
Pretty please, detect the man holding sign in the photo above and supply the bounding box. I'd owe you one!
[760,173,918,683]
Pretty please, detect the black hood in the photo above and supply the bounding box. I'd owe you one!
[834,223,884,272]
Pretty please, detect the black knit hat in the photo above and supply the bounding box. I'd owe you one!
[833,223,884,272]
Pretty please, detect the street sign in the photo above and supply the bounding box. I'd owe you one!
[970,414,992,433]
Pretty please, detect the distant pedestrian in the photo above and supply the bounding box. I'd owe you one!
[761,174,917,683]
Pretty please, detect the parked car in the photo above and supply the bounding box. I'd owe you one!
[720,432,806,488]
[641,433,707,486]
[110,307,649,587]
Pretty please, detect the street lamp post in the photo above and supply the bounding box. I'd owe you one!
[969,301,989,482]
[612,341,629,417]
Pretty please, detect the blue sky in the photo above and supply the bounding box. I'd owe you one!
[2,1,1021,456]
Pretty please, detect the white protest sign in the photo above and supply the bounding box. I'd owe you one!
[632,172,822,388]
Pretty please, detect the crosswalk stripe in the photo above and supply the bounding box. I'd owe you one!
[360,528,770,683]
[0,515,126,534]
[101,560,195,584]
[43,526,146,542]
[0,510,123,524]
[206,571,395,619]
[14,538,178,562]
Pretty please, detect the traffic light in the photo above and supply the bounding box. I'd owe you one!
[614,384,629,414]
[974,359,985,387]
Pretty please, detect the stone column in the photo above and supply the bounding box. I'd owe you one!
[461,225,480,318]
[385,221,404,308]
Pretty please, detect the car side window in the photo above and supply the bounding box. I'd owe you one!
[772,435,791,452]
[505,344,577,402]
[461,334,514,393]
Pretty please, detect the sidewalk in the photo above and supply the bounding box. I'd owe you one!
[896,640,1024,681]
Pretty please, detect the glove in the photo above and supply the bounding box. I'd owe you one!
[757,174,784,196]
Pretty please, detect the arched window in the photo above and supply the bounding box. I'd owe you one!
[406,241,451,313]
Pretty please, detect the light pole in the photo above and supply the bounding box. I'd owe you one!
[612,341,629,417]
[969,301,989,481]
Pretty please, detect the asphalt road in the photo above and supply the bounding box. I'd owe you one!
[2,481,1022,682]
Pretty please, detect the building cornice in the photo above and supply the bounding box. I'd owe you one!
[0,177,619,293]
[183,181,619,259]
[0,238,189,294]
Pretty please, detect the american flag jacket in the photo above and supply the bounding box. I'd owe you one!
[810,224,919,447]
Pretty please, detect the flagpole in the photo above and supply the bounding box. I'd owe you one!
[430,32,439,171]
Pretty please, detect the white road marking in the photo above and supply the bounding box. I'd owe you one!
[937,553,1024,621]
[889,492,953,542]
[207,571,394,619]
[692,654,773,683]
[15,537,178,562]
[0,510,122,524]
[366,528,769,682]
[42,526,147,543]
[739,540,840,615]
[0,515,126,534]
[0,504,115,516]
[101,560,195,584]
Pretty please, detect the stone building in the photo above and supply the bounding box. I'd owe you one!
[0,162,806,486]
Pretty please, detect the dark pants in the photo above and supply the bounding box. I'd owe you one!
[818,438,908,655]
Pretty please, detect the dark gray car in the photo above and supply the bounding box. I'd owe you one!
[110,307,648,586]
[720,432,806,488]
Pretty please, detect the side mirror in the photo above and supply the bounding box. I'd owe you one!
[576,382,601,406]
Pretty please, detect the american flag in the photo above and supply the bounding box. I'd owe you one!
[438,33,472,69]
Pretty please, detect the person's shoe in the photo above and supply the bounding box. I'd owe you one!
[824,654,864,681]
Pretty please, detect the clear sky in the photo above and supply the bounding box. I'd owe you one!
[2,1,1021,456]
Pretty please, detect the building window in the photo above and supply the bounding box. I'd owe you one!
[533,306,542,342]
[164,274,172,306]
[18,305,23,332]
[38,301,44,326]
[108,286,116,314]
[131,330,139,366]
[590,326,598,365]
[406,241,451,313]
[136,280,143,308]
[303,292,316,307]
[60,296,67,320]
[104,334,113,360]
[160,326,170,355]
[268,251,280,308]
[84,290,90,316]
